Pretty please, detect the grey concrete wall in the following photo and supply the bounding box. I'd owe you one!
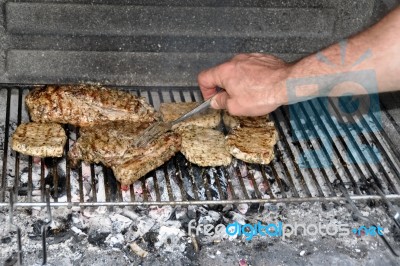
[0,0,392,86]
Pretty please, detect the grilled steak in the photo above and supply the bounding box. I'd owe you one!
[223,111,272,129]
[112,133,181,186]
[69,122,151,166]
[159,102,221,129]
[226,125,277,164]
[178,125,231,167]
[12,122,66,157]
[26,85,157,127]
[69,121,181,186]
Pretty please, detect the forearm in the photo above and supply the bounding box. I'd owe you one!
[287,6,400,99]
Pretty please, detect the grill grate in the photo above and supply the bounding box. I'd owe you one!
[1,86,400,208]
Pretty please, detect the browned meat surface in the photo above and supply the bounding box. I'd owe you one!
[177,125,231,167]
[159,102,221,129]
[26,85,157,127]
[226,125,278,164]
[223,111,272,129]
[69,121,181,186]
[12,122,66,157]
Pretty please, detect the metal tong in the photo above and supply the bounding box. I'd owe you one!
[134,89,223,147]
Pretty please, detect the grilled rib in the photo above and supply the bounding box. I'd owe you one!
[25,85,157,127]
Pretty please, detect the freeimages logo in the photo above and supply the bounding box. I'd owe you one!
[286,40,382,168]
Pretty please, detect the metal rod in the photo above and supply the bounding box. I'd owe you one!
[271,111,313,197]
[360,98,400,184]
[90,164,97,202]
[368,179,400,229]
[2,194,400,208]
[258,164,277,199]
[7,189,23,266]
[327,98,397,194]
[1,89,11,202]
[27,156,33,203]
[335,180,399,257]
[41,185,52,265]
[13,88,23,203]
[305,100,363,195]
[65,125,72,204]
[279,107,329,197]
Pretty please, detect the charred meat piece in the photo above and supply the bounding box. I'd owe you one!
[177,125,231,167]
[26,85,157,127]
[112,133,181,186]
[12,122,66,157]
[226,125,277,164]
[68,122,151,166]
[69,122,181,186]
[159,102,221,129]
[222,111,272,129]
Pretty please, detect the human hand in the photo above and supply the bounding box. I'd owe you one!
[197,53,291,116]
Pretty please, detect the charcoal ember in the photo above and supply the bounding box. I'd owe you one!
[71,226,87,241]
[187,205,197,219]
[155,225,186,252]
[87,215,112,247]
[29,220,50,239]
[142,231,159,251]
[148,206,173,222]
[175,207,188,221]
[392,224,400,243]
[237,203,249,214]
[105,233,125,249]
[3,252,18,266]
[222,204,233,213]
[44,160,66,199]
[226,211,247,225]
[198,210,221,224]
[125,216,155,241]
[110,213,133,234]
[88,230,110,247]
[1,236,12,244]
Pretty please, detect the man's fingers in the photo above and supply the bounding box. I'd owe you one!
[197,66,224,99]
[210,91,229,110]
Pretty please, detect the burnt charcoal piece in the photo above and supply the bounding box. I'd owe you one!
[3,252,18,266]
[44,157,63,168]
[280,179,290,192]
[392,225,400,243]
[1,236,12,244]
[142,231,158,251]
[87,231,109,247]
[29,220,50,240]
[44,164,66,200]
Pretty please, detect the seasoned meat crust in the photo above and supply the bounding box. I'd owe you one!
[159,102,221,129]
[112,133,181,186]
[26,85,157,127]
[68,121,181,186]
[12,122,66,157]
[178,125,231,167]
[223,111,272,129]
[226,125,277,164]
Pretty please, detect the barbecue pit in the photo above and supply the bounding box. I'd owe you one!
[1,0,400,265]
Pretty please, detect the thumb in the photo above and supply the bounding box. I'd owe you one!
[210,91,229,110]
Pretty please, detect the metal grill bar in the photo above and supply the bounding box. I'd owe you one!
[0,86,400,209]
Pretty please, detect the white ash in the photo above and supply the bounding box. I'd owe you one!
[1,193,399,265]
[155,225,186,253]
[110,213,132,233]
